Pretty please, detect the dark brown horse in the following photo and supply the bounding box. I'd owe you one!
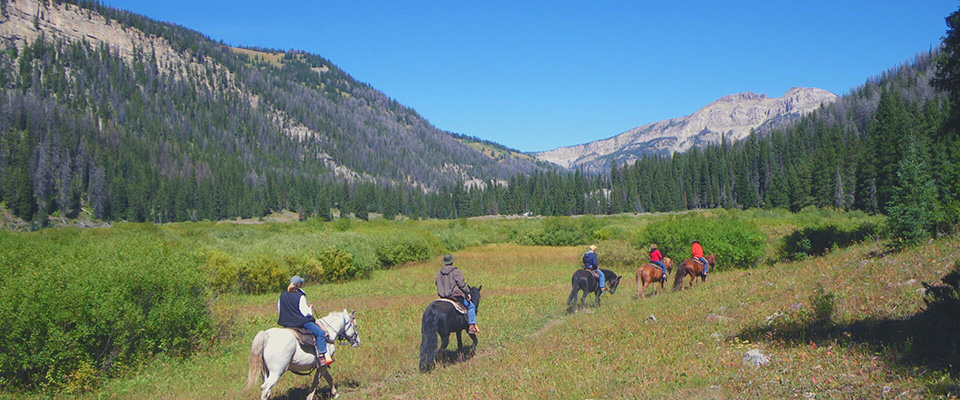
[673,254,715,291]
[635,257,674,299]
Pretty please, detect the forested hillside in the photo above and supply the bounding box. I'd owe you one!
[0,0,545,226]
[458,49,959,234]
[0,0,958,231]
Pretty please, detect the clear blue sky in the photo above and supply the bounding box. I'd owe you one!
[102,1,956,152]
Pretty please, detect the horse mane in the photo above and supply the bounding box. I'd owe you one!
[469,285,482,307]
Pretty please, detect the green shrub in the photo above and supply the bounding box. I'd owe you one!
[202,250,240,293]
[634,214,765,269]
[593,225,628,242]
[596,239,642,270]
[314,247,354,282]
[289,258,324,283]
[325,232,380,279]
[809,284,837,323]
[374,234,433,267]
[333,217,352,232]
[514,217,602,246]
[0,231,211,392]
[237,254,289,294]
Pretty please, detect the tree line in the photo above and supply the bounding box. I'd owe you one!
[0,0,958,239]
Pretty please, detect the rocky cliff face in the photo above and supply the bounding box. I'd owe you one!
[532,87,838,171]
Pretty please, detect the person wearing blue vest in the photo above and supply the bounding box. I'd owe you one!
[278,275,330,366]
[583,244,605,291]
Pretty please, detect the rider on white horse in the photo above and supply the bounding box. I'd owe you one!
[277,275,330,366]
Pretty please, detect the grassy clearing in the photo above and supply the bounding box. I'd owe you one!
[56,235,959,399]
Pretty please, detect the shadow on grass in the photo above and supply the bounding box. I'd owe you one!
[736,308,959,395]
[435,345,477,366]
[271,378,361,400]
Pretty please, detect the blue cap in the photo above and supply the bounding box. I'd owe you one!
[290,275,304,285]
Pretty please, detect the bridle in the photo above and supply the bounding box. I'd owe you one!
[319,312,360,347]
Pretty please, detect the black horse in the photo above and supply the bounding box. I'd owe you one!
[567,268,621,307]
[418,285,482,372]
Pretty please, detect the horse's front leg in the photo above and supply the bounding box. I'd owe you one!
[456,330,466,361]
[321,366,338,399]
[305,367,322,400]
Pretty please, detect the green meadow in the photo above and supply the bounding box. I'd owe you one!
[2,208,958,399]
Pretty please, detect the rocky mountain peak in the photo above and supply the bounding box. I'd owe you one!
[715,92,766,103]
[532,87,838,171]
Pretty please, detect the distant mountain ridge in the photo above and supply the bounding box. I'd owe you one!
[532,87,839,171]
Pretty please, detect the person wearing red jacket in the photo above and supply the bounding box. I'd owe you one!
[691,240,708,276]
[649,244,667,279]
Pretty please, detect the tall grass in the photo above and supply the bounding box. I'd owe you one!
[0,208,888,395]
[55,237,960,399]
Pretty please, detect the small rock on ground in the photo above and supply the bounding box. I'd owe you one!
[743,349,770,368]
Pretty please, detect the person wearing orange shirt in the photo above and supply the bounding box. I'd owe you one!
[691,240,708,276]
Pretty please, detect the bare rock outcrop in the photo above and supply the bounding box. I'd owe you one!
[532,87,838,171]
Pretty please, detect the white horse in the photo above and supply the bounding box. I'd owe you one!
[246,310,360,400]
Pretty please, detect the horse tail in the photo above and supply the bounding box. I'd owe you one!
[245,330,269,391]
[635,267,642,296]
[419,306,440,372]
[672,262,686,291]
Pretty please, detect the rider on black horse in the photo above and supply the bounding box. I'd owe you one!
[277,275,330,366]
[436,254,479,334]
[583,244,606,291]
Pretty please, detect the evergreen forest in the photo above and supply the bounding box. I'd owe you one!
[0,0,958,240]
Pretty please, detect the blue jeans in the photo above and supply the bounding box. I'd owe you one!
[462,297,477,325]
[302,321,328,354]
[652,260,666,276]
[587,266,605,288]
[697,257,708,274]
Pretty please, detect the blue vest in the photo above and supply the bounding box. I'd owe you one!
[583,251,598,269]
[277,290,314,327]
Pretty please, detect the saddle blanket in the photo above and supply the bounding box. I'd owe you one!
[434,298,468,314]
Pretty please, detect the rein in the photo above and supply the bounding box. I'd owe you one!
[319,313,357,345]
[293,313,356,374]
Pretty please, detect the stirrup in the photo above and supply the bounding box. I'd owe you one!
[317,354,333,366]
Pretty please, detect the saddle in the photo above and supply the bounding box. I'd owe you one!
[586,268,600,279]
[288,327,318,351]
[434,298,468,314]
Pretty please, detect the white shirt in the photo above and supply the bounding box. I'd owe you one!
[277,288,314,317]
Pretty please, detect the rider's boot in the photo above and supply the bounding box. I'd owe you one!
[317,353,332,366]
[468,324,479,334]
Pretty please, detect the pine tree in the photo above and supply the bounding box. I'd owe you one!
[886,135,938,248]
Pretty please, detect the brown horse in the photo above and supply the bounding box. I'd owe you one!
[673,254,716,291]
[635,257,674,299]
